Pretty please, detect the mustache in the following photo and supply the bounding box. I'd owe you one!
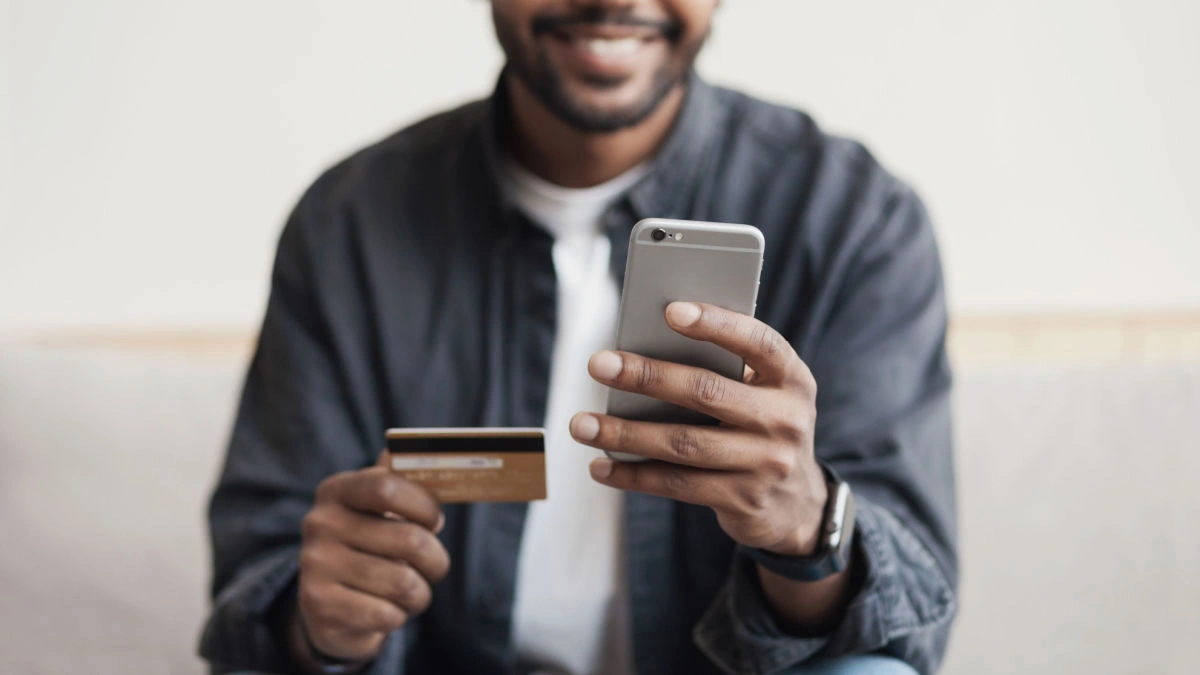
[531,8,683,42]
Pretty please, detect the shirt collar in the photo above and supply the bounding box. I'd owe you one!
[627,71,725,222]
[479,70,726,228]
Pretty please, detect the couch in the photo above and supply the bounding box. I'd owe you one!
[1,342,1197,674]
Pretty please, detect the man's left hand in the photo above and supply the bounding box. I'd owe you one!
[570,301,828,557]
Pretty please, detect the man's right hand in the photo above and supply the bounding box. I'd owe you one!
[290,455,449,669]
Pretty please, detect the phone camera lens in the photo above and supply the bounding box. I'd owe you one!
[652,228,667,241]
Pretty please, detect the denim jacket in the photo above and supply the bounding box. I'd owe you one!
[200,74,958,675]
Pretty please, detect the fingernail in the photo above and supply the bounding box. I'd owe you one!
[666,301,701,327]
[570,413,600,442]
[435,513,445,534]
[589,351,622,381]
[590,457,614,480]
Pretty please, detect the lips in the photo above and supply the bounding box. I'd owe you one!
[532,11,679,43]
[552,23,662,41]
[542,28,665,82]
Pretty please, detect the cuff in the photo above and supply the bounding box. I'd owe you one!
[200,545,303,673]
[692,498,956,675]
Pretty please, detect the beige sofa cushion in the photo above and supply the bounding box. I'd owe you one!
[0,345,241,674]
[1,344,1197,673]
[945,362,1200,674]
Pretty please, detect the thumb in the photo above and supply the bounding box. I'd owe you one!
[375,448,406,523]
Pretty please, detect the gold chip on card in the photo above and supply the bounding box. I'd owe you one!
[385,428,547,503]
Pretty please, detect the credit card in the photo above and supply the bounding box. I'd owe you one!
[385,427,547,503]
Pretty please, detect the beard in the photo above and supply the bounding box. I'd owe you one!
[493,8,708,133]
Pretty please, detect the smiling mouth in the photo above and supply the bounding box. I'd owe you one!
[565,35,649,58]
[533,11,682,44]
[556,34,652,57]
[533,13,678,82]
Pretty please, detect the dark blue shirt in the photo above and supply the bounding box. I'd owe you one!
[200,75,958,675]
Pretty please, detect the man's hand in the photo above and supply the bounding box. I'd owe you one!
[571,301,859,633]
[569,301,828,557]
[290,454,450,669]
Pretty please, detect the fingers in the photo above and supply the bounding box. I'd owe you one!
[570,412,757,469]
[587,456,733,510]
[588,349,764,429]
[336,548,434,616]
[297,511,446,658]
[664,302,813,389]
[297,545,412,649]
[587,304,813,427]
[299,466,450,662]
[322,467,443,531]
[304,508,451,583]
[298,576,408,643]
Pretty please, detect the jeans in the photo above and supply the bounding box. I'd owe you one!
[789,654,918,675]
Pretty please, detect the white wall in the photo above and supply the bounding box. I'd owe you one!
[3,0,1198,333]
[1,0,13,283]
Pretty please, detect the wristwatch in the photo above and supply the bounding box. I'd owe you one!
[743,462,856,582]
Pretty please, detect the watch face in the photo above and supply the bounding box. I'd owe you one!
[828,480,855,556]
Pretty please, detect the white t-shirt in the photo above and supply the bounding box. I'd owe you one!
[502,159,648,675]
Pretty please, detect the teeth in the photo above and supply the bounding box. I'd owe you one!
[578,37,642,58]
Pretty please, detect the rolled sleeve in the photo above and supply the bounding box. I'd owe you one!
[201,544,409,675]
[199,183,402,673]
[694,178,958,674]
[694,499,955,675]
[200,547,300,672]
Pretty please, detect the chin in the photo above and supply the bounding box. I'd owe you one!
[555,71,677,129]
[567,86,652,118]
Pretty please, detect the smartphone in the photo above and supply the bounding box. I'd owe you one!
[605,218,765,462]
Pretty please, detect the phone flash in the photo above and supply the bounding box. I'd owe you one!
[673,233,684,241]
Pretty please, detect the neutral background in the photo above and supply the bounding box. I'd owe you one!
[3,4,1200,674]
[3,0,1199,334]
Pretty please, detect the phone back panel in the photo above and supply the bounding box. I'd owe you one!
[607,219,765,434]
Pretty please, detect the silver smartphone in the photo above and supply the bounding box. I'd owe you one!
[605,218,765,462]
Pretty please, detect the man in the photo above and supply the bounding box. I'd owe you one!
[200,1,957,674]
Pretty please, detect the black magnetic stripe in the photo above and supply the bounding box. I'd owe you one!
[387,435,545,453]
